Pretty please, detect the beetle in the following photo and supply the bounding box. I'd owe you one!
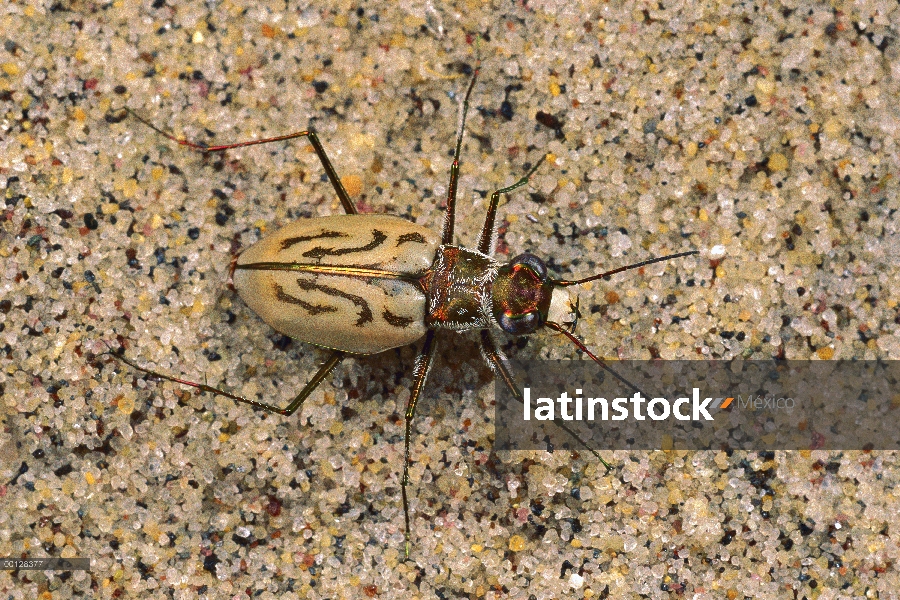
[108,70,698,556]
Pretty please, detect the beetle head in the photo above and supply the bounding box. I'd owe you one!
[492,249,700,337]
[491,253,577,335]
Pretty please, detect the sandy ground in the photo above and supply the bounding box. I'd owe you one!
[2,0,900,598]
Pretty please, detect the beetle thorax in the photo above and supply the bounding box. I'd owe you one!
[420,245,498,331]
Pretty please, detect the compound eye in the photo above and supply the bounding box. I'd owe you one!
[510,253,548,281]
[498,309,543,335]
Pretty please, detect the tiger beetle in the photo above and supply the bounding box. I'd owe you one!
[107,68,698,557]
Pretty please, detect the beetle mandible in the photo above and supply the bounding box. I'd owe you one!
[110,69,698,556]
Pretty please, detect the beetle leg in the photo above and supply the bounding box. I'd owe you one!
[116,108,357,215]
[401,329,438,558]
[106,347,345,416]
[441,71,479,245]
[477,330,613,472]
[476,155,547,255]
[543,321,652,400]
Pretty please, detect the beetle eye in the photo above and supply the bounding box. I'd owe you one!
[497,310,543,335]
[510,253,548,280]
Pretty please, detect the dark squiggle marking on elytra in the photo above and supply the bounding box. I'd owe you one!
[294,278,373,326]
[382,309,414,328]
[302,230,387,259]
[396,232,427,246]
[274,284,338,315]
[280,230,348,251]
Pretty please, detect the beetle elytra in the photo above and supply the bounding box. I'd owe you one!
[108,70,698,556]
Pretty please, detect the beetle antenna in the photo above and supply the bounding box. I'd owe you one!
[545,321,651,399]
[111,107,214,151]
[554,250,699,287]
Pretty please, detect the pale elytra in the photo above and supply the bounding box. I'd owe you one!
[107,70,697,556]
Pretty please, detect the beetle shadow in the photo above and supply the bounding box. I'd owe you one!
[408,331,541,470]
[405,333,601,548]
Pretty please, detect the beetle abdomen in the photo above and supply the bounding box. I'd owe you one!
[233,215,440,354]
